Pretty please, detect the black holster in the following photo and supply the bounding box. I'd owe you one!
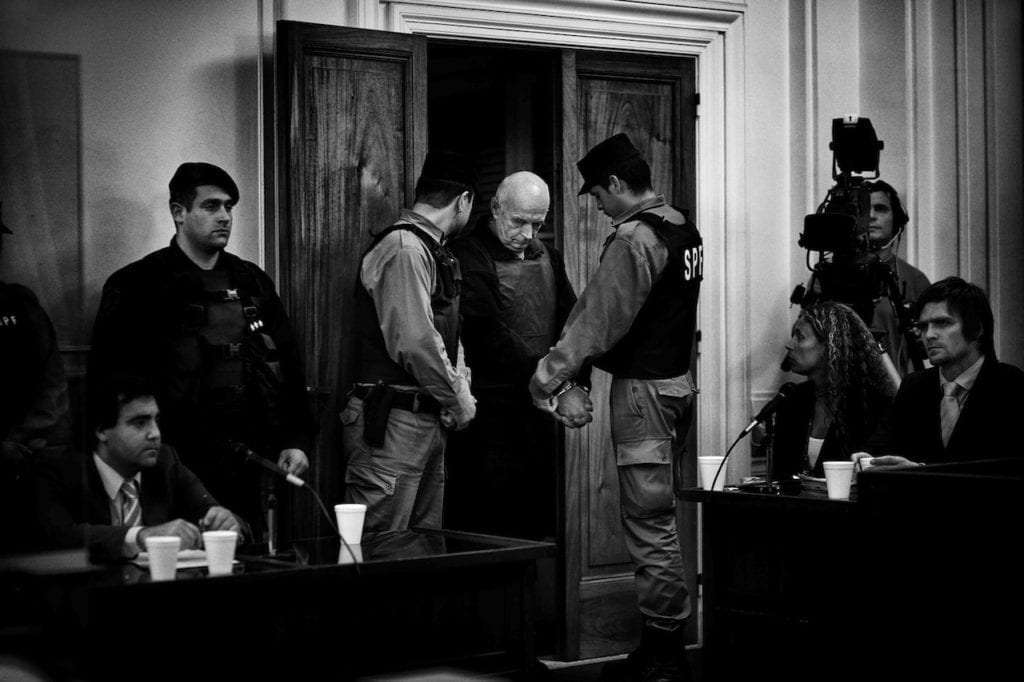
[362,383,395,448]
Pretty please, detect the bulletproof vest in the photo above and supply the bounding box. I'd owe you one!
[0,283,38,437]
[162,267,284,425]
[594,208,703,379]
[352,224,461,386]
[494,249,558,360]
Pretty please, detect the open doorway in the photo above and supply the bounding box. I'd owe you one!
[428,40,562,655]
[427,41,556,239]
[277,21,697,661]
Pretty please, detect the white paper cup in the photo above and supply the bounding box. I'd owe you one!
[202,530,238,576]
[334,503,367,545]
[823,461,855,500]
[144,536,181,581]
[698,456,726,491]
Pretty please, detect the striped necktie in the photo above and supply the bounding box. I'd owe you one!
[120,479,141,528]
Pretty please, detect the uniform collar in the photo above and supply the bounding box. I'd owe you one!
[168,236,226,270]
[398,209,445,244]
[610,194,667,227]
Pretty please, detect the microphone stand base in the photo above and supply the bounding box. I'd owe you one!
[737,475,798,491]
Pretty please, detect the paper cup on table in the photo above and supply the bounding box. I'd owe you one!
[334,503,367,545]
[202,530,238,576]
[823,461,855,500]
[144,536,181,581]
[698,456,726,491]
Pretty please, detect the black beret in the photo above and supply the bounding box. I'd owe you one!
[576,133,642,196]
[417,150,478,191]
[168,162,240,203]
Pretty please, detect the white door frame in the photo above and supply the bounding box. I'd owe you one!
[344,0,752,483]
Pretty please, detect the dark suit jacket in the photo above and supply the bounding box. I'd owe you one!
[864,358,1024,464]
[34,444,220,562]
[772,380,892,479]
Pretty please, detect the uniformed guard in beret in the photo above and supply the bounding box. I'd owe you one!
[341,150,478,533]
[530,133,703,681]
[1,204,71,553]
[87,163,314,538]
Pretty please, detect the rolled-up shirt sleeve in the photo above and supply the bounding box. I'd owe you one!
[362,232,473,414]
[530,225,666,400]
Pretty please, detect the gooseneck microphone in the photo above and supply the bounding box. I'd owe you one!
[741,382,798,436]
[711,382,798,491]
[227,441,345,560]
[230,441,306,488]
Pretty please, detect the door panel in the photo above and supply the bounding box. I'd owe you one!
[277,21,427,539]
[559,48,698,660]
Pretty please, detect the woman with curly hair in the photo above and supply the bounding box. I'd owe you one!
[772,301,899,479]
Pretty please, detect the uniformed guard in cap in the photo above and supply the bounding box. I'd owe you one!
[87,162,314,538]
[1,203,71,554]
[576,132,642,196]
[530,133,703,681]
[341,150,478,534]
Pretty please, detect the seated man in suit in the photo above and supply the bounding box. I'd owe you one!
[35,374,243,562]
[855,276,1024,468]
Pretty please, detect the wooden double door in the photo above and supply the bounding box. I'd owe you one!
[276,21,698,661]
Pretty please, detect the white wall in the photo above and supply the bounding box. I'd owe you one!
[0,0,265,365]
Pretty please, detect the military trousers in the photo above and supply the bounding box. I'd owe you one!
[340,395,446,533]
[609,374,695,632]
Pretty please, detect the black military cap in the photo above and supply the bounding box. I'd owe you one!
[169,162,240,203]
[0,203,10,234]
[576,133,642,196]
[418,150,478,191]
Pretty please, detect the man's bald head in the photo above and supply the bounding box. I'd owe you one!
[490,171,550,255]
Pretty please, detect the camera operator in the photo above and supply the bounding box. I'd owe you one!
[863,180,931,375]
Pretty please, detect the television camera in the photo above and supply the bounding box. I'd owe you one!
[789,115,925,372]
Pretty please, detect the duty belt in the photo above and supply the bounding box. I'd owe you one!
[351,385,442,415]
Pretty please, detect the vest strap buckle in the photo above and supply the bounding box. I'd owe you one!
[220,343,242,360]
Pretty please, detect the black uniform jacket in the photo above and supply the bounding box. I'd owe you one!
[87,238,313,454]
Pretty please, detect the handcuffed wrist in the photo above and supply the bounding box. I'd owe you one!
[552,381,576,398]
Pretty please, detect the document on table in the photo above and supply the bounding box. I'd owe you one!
[799,474,857,495]
[134,549,213,569]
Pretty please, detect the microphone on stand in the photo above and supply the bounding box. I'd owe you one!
[226,441,349,565]
[711,382,798,492]
[230,441,306,487]
[741,382,798,436]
